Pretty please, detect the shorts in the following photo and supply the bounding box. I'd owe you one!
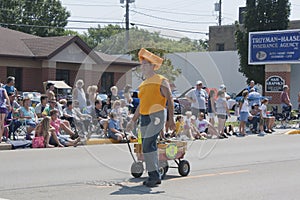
[259,118,265,126]
[25,119,37,128]
[240,112,249,122]
[0,107,8,114]
[217,114,226,119]
[208,112,215,118]
[49,134,69,147]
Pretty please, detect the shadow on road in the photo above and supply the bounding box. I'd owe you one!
[110,183,165,195]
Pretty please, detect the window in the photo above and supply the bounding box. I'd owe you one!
[7,67,22,91]
[216,43,225,51]
[100,72,114,93]
[56,69,70,84]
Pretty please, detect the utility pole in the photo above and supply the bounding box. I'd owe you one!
[125,0,129,53]
[218,0,222,26]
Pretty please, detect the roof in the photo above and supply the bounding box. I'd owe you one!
[43,81,72,89]
[95,52,139,66]
[0,27,92,59]
[0,27,38,57]
[0,27,139,66]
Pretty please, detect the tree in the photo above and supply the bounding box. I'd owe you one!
[0,0,70,37]
[77,25,210,82]
[235,0,290,88]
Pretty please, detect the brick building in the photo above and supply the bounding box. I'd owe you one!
[208,20,300,107]
[0,27,139,94]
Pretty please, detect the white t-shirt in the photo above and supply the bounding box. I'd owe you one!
[195,119,209,132]
[240,99,249,112]
[186,88,207,109]
[260,104,267,118]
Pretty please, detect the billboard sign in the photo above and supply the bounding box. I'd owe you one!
[249,29,300,65]
[265,76,285,92]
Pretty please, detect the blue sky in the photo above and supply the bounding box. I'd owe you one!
[61,0,300,40]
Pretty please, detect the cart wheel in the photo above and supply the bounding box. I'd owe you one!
[158,161,169,179]
[178,160,190,176]
[131,162,144,178]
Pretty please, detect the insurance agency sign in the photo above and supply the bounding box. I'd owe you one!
[249,29,300,65]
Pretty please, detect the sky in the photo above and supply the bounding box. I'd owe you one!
[61,0,300,40]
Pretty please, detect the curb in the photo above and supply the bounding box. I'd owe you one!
[285,130,300,135]
[0,143,12,150]
[86,138,138,145]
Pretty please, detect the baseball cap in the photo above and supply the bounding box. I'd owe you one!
[219,84,226,90]
[196,80,203,85]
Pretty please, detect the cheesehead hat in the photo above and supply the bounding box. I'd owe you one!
[138,48,164,70]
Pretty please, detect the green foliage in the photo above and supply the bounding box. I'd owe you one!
[0,0,70,36]
[76,25,207,83]
[235,0,290,87]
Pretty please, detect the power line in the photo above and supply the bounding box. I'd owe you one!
[132,6,213,17]
[131,22,208,35]
[63,3,121,8]
[130,10,215,24]
[68,20,124,24]
[0,21,208,35]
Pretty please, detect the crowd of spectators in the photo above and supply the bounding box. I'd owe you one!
[0,76,298,147]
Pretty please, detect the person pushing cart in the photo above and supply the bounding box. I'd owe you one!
[126,48,176,187]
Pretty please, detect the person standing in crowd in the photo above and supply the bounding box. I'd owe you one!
[185,80,208,118]
[280,85,292,115]
[73,79,87,112]
[3,76,17,95]
[87,85,98,109]
[246,80,258,92]
[0,87,10,142]
[215,90,230,138]
[239,90,250,136]
[109,85,120,106]
[123,84,133,105]
[45,82,55,100]
[207,89,216,127]
[126,48,175,187]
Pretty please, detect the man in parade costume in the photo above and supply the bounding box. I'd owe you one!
[127,48,176,187]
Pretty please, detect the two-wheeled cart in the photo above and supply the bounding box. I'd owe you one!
[128,140,190,179]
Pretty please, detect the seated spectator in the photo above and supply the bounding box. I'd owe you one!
[35,95,48,118]
[59,99,67,110]
[110,100,124,130]
[120,99,131,127]
[63,100,91,135]
[260,98,275,133]
[6,92,21,139]
[248,103,261,134]
[171,115,184,138]
[49,109,80,147]
[107,111,135,141]
[42,98,63,117]
[34,116,55,148]
[90,100,109,132]
[19,97,38,139]
[195,112,221,139]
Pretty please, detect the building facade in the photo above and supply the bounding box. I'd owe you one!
[0,27,139,94]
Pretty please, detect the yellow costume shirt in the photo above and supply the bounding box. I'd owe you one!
[138,74,167,115]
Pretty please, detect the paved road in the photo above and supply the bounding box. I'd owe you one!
[1,131,300,200]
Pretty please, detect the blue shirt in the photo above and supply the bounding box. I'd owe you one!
[108,118,121,137]
[3,85,15,94]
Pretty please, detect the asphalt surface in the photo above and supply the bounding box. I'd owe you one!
[1,129,300,200]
